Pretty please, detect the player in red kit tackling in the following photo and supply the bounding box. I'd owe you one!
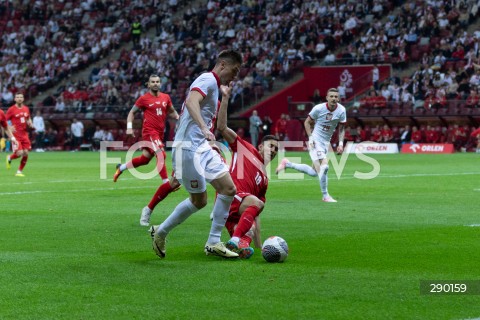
[113,75,180,226]
[216,83,279,258]
[6,93,33,177]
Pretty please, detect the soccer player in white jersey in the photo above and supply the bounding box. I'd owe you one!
[151,50,243,259]
[276,88,346,202]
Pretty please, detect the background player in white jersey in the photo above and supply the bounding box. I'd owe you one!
[276,88,346,202]
[152,49,243,259]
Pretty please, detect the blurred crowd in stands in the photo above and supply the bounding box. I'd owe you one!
[1,0,480,153]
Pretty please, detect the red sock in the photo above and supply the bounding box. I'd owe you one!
[127,154,151,168]
[239,235,252,248]
[233,206,261,238]
[156,150,168,180]
[19,155,28,171]
[148,181,174,210]
[10,153,20,160]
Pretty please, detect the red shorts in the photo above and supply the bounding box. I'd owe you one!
[12,133,31,152]
[142,132,164,154]
[225,192,252,236]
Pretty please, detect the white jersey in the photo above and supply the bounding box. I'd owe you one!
[308,102,346,142]
[174,72,220,151]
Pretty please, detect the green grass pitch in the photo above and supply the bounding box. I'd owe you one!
[1,151,479,319]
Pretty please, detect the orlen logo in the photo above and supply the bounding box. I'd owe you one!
[422,145,444,152]
[409,144,420,153]
[355,145,388,152]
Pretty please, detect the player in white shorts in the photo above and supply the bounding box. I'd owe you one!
[151,49,243,259]
[276,88,346,202]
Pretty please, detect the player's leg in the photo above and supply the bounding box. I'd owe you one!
[317,157,336,202]
[141,176,181,226]
[154,149,169,181]
[7,137,21,169]
[114,147,153,182]
[151,149,204,258]
[226,195,262,259]
[206,172,237,257]
[230,196,263,243]
[276,158,317,176]
[202,148,238,257]
[310,142,336,202]
[152,191,203,258]
[17,149,29,176]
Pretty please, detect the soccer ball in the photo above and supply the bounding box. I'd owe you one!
[262,236,288,262]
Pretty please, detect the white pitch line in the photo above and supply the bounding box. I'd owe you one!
[271,171,479,182]
[0,185,154,196]
[1,172,478,195]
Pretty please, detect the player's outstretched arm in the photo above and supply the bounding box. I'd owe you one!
[216,83,237,144]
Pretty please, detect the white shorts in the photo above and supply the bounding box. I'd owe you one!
[172,147,229,193]
[308,139,329,162]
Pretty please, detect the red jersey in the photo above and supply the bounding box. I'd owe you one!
[6,105,30,134]
[0,109,7,129]
[411,130,422,143]
[229,136,268,203]
[135,92,172,138]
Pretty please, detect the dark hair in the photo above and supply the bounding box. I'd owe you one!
[146,74,160,86]
[217,50,243,65]
[260,134,278,144]
[327,88,339,94]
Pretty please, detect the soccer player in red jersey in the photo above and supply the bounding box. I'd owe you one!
[112,75,180,225]
[6,93,33,177]
[0,108,17,149]
[217,83,279,258]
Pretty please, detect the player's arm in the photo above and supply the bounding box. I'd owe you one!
[337,122,346,154]
[167,105,179,120]
[27,117,34,128]
[186,90,214,140]
[253,216,262,248]
[126,106,139,136]
[304,116,315,148]
[216,83,237,144]
[3,125,16,142]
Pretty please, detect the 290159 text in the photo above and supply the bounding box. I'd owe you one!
[420,281,480,295]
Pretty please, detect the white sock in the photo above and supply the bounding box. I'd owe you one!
[288,163,317,176]
[207,193,234,244]
[230,236,240,244]
[318,164,329,197]
[157,198,199,237]
[119,163,127,171]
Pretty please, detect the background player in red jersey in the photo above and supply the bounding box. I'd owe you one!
[6,93,33,177]
[217,82,279,258]
[0,108,17,150]
[113,75,179,225]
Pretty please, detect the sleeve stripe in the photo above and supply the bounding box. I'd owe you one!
[191,87,206,97]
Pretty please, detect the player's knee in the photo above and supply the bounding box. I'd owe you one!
[191,197,207,209]
[225,184,237,197]
[253,199,264,211]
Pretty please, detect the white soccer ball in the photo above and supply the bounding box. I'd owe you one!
[262,236,288,262]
